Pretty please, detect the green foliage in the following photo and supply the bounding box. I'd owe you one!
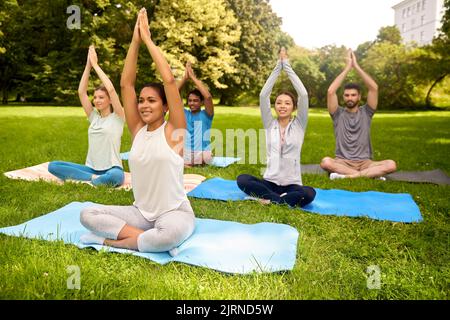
[150,0,241,90]
[437,0,450,41]
[218,0,288,105]
[273,46,325,107]
[313,45,359,107]
[0,0,151,104]
[0,2,448,109]
[361,42,419,108]
[0,0,287,106]
[409,42,450,107]
[375,26,402,45]
[0,0,26,103]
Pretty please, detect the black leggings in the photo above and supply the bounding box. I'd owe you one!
[236,174,316,208]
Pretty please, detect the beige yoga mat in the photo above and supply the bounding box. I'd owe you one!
[3,162,206,192]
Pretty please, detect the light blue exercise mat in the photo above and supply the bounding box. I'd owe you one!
[187,178,423,223]
[121,152,240,168]
[0,202,299,274]
[209,157,241,167]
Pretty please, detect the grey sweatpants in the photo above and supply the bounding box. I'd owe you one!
[80,201,195,253]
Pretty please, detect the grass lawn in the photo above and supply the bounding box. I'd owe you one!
[0,106,449,300]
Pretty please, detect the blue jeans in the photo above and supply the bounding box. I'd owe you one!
[48,161,124,187]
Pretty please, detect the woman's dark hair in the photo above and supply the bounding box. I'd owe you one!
[141,83,167,105]
[276,91,298,110]
[94,85,113,113]
[187,89,204,102]
[344,83,361,94]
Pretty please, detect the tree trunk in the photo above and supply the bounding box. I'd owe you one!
[220,92,234,106]
[426,74,448,108]
[219,94,227,106]
[2,88,8,105]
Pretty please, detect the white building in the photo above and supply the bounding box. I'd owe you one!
[393,0,445,45]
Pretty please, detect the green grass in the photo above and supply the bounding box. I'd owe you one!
[0,106,449,300]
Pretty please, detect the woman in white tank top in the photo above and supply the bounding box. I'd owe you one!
[79,9,194,255]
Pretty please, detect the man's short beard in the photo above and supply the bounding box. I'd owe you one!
[345,101,359,108]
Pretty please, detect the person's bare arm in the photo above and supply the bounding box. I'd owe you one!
[139,9,185,146]
[352,51,378,111]
[78,51,94,118]
[89,46,125,120]
[187,62,214,117]
[120,10,145,138]
[176,65,189,91]
[327,49,353,115]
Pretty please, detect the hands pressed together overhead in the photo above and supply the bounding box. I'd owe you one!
[132,8,152,45]
[345,49,360,70]
[88,45,98,67]
[279,47,288,62]
[183,61,198,81]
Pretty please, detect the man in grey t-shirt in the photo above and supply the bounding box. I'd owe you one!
[320,49,397,179]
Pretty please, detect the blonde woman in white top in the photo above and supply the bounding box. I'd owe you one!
[80,9,194,255]
[48,46,125,187]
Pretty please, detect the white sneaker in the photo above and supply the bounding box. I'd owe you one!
[376,176,387,181]
[66,179,94,187]
[330,173,347,180]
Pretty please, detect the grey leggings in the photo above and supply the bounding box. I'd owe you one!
[80,201,195,253]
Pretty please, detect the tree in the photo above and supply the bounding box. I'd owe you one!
[0,0,26,104]
[355,41,373,62]
[273,46,325,107]
[217,0,288,105]
[313,45,359,107]
[361,42,418,108]
[409,0,450,107]
[0,0,151,104]
[149,0,241,95]
[375,26,402,45]
[0,0,288,106]
[437,0,450,41]
[412,45,449,107]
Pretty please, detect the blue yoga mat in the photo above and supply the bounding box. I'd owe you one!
[187,178,423,223]
[0,202,299,274]
[121,152,240,168]
[210,157,241,167]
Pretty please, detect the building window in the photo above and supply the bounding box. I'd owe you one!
[402,23,406,32]
[407,7,411,16]
[416,2,421,12]
[403,8,407,18]
[412,19,416,27]
[422,0,426,10]
[421,15,425,25]
[420,31,425,41]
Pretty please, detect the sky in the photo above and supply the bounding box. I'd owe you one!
[269,0,401,49]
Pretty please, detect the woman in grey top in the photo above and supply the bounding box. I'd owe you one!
[237,48,316,207]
